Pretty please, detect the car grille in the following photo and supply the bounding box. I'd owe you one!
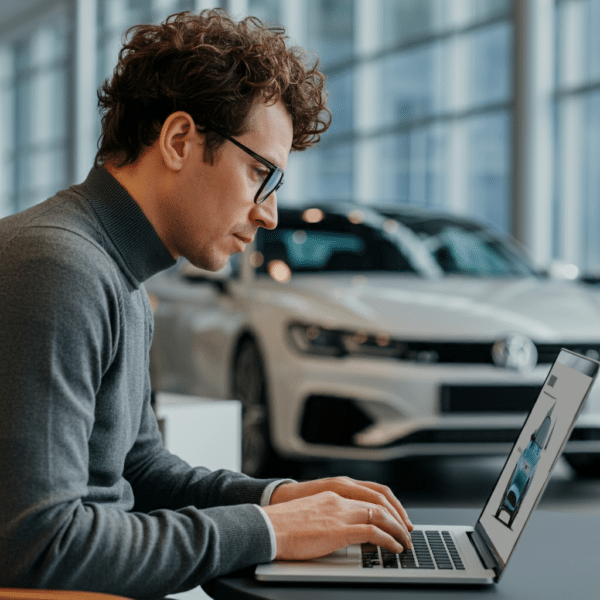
[300,395,373,445]
[440,385,540,413]
[535,343,600,364]
[393,341,600,365]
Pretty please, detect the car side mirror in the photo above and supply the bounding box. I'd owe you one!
[180,261,231,294]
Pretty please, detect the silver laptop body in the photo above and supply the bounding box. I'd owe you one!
[256,349,599,585]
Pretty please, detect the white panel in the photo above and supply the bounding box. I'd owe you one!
[156,392,242,471]
[169,586,212,600]
[154,396,240,595]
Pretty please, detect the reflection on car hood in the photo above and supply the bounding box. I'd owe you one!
[268,274,600,340]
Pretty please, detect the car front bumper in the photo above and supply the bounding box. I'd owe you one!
[265,351,600,462]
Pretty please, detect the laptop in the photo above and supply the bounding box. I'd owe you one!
[256,348,599,585]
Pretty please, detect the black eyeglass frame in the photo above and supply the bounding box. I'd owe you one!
[206,123,285,204]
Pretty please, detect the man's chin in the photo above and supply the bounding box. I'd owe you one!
[189,253,230,273]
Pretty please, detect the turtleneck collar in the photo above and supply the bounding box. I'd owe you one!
[77,166,176,284]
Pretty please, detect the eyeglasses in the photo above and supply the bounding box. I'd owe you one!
[208,123,285,204]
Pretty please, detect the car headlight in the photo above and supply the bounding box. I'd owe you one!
[287,322,407,359]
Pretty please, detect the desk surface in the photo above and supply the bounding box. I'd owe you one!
[203,507,600,600]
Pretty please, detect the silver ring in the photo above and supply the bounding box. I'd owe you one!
[367,508,373,524]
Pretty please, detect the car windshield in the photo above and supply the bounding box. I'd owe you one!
[392,214,537,277]
[255,210,537,278]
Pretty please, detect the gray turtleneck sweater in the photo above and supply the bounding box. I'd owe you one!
[0,167,276,599]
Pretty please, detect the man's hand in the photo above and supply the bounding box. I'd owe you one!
[262,476,413,560]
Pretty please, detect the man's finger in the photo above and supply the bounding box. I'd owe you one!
[333,477,413,531]
[358,480,414,529]
[363,503,412,549]
[347,523,405,555]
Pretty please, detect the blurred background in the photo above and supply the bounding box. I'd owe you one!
[2,0,600,511]
[4,0,600,275]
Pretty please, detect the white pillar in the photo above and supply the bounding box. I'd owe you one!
[445,0,470,215]
[556,0,586,268]
[279,0,307,206]
[354,0,381,204]
[0,44,14,217]
[195,0,219,11]
[226,0,248,20]
[512,0,555,268]
[74,0,98,183]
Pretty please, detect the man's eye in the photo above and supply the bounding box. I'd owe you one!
[254,167,270,181]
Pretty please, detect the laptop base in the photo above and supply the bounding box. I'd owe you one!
[256,524,495,584]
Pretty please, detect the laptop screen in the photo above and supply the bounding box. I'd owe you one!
[475,349,598,574]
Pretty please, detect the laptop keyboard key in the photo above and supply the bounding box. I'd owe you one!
[361,543,379,568]
[381,549,399,568]
[361,530,465,571]
[441,531,465,570]
[425,530,456,570]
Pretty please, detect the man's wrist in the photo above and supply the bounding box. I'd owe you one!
[260,478,296,507]
[258,480,295,561]
[255,505,278,561]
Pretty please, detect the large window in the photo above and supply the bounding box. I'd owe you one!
[555,0,600,272]
[96,0,198,143]
[2,0,600,274]
[304,0,513,236]
[0,4,71,217]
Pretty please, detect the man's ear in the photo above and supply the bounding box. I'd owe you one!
[159,111,198,172]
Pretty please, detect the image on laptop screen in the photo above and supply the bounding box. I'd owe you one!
[477,352,596,568]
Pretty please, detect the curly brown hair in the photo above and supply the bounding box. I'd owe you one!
[95,9,331,167]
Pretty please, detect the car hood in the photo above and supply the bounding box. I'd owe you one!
[263,274,600,340]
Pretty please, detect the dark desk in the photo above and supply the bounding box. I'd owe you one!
[203,507,600,600]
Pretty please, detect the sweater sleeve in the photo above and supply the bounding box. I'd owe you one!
[0,227,275,599]
[123,354,279,514]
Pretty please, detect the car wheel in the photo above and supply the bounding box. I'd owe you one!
[233,338,273,477]
[565,454,600,478]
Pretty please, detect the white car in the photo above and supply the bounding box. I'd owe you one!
[147,203,600,477]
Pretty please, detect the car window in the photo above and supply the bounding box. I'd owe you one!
[390,216,537,277]
[428,227,531,276]
[255,210,536,278]
[256,225,417,274]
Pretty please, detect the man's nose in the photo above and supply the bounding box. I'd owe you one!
[253,193,278,230]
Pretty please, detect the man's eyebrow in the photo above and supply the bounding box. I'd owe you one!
[249,150,284,170]
[266,155,285,170]
[265,144,291,170]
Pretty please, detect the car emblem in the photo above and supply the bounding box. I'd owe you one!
[492,333,538,372]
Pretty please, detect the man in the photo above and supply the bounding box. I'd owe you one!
[0,10,412,599]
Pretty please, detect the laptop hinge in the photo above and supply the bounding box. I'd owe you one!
[467,531,496,571]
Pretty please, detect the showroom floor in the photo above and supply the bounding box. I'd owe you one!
[278,456,600,515]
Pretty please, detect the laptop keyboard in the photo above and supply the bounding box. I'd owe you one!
[361,530,465,570]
